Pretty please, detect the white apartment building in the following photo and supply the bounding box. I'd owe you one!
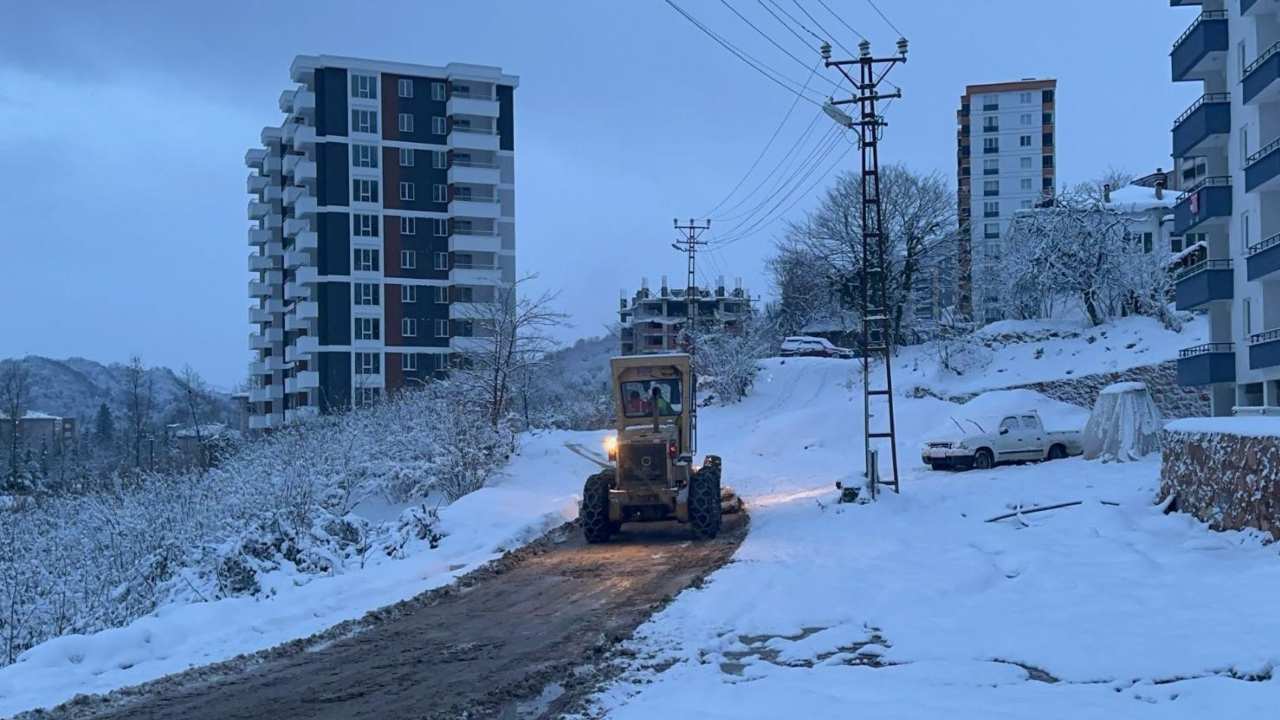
[245,55,517,430]
[956,79,1057,323]
[1169,0,1280,414]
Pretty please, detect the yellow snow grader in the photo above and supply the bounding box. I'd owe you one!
[581,353,725,543]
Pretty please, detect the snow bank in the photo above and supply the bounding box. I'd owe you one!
[1166,416,1280,438]
[0,430,596,718]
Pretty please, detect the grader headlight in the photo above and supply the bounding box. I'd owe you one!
[603,434,618,461]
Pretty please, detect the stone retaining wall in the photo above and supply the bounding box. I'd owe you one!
[1159,428,1280,534]
[945,361,1210,418]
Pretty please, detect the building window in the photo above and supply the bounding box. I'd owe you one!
[434,285,448,303]
[399,147,415,167]
[356,387,381,407]
[1020,156,1033,170]
[398,113,415,133]
[983,222,1000,239]
[983,201,999,218]
[1042,155,1054,169]
[433,151,448,169]
[354,248,380,272]
[1020,113,1033,126]
[1042,112,1053,125]
[354,282,379,305]
[398,78,413,98]
[401,249,418,269]
[432,116,447,134]
[355,352,380,374]
[353,178,379,203]
[356,318,381,341]
[1019,91,1032,104]
[1019,135,1032,147]
[402,284,418,303]
[432,82,446,101]
[1171,236,1184,254]
[1239,41,1247,77]
[983,137,998,154]
[1019,199,1033,210]
[1042,133,1053,147]
[434,251,449,270]
[402,353,419,372]
[1242,211,1252,252]
[983,158,998,175]
[434,319,449,337]
[1042,89,1054,103]
[433,184,448,203]
[352,109,378,134]
[401,317,419,338]
[351,74,377,99]
[400,216,417,235]
[983,179,999,196]
[1042,176,1054,190]
[1244,297,1253,335]
[353,213,379,237]
[983,116,998,132]
[399,181,416,201]
[433,218,448,237]
[352,144,378,168]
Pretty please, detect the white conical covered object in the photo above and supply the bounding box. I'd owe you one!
[1082,382,1163,462]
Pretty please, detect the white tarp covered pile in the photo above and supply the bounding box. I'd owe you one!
[1082,381,1163,462]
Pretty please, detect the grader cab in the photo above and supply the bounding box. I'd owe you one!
[580,353,724,543]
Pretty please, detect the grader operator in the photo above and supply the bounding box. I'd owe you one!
[580,354,724,543]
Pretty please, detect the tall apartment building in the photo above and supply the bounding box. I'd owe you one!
[1169,0,1280,415]
[956,79,1057,322]
[245,55,517,430]
[618,277,752,355]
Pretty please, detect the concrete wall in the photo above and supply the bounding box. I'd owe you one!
[1159,427,1280,534]
[945,361,1211,419]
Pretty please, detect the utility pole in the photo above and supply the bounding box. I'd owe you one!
[671,218,710,453]
[821,37,908,499]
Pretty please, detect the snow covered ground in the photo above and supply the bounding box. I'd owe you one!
[0,431,599,718]
[586,357,1280,718]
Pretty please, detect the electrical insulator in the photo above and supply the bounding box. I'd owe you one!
[859,40,871,58]
[820,41,831,61]
[897,37,909,58]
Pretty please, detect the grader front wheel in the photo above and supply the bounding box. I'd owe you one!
[581,470,615,544]
[689,462,722,540]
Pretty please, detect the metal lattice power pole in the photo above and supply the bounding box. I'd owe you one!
[822,37,908,498]
[672,218,710,453]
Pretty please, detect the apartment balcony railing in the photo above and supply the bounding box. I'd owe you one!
[1173,175,1232,234]
[1172,93,1230,158]
[1245,136,1280,192]
[248,253,276,272]
[1174,259,1234,310]
[448,127,500,151]
[447,94,500,118]
[1246,231,1280,281]
[1171,10,1229,82]
[245,148,267,170]
[1244,40,1280,104]
[247,174,269,193]
[1248,329,1280,370]
[1177,343,1236,386]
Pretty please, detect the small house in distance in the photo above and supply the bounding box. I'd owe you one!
[619,276,752,355]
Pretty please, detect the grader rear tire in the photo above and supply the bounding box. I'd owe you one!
[581,470,615,544]
[689,463,722,540]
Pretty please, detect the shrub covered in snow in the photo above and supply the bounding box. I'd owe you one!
[0,381,513,666]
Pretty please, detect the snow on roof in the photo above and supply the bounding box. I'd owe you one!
[1106,184,1175,211]
[1100,381,1148,395]
[1168,240,1207,266]
[0,411,63,421]
[1165,417,1280,438]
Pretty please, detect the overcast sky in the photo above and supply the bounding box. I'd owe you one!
[0,1,1198,387]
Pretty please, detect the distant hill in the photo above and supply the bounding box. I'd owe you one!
[0,356,237,429]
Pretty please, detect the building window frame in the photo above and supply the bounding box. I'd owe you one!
[352,143,378,168]
[356,318,381,341]
[354,248,380,272]
[400,216,417,236]
[354,282,379,306]
[399,181,416,202]
[351,109,378,134]
[398,112,415,134]
[402,353,419,372]
[351,74,377,99]
[399,147,415,167]
[402,317,418,337]
[402,284,418,303]
[432,116,447,135]
[432,82,446,101]
[398,78,413,99]
[434,251,449,271]
[353,213,379,237]
[434,319,449,338]
[401,249,418,270]
[433,218,448,237]
[352,178,379,203]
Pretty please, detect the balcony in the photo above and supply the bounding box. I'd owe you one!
[284,281,308,301]
[448,127,500,151]
[247,174,269,193]
[449,197,502,219]
[1177,343,1236,386]
[248,228,272,246]
[1245,137,1280,192]
[249,361,269,377]
[279,87,316,115]
[1174,259,1234,310]
[293,159,316,183]
[1247,232,1280,281]
[292,195,318,216]
[1173,176,1232,234]
[1171,11,1228,82]
[247,201,271,220]
[245,148,267,170]
[291,124,316,151]
[449,302,491,319]
[249,333,269,351]
[248,253,276,272]
[1172,93,1230,158]
[265,241,283,257]
[448,161,501,186]
[284,249,310,269]
[263,298,284,314]
[451,264,502,285]
[449,231,502,253]
[295,266,318,284]
[248,385,272,403]
[1249,329,1280,369]
[296,371,320,390]
[295,230,318,252]
[248,281,272,298]
[295,301,319,320]
[1244,41,1280,105]
[447,94,500,118]
[284,217,310,238]
[249,307,272,324]
[285,335,319,364]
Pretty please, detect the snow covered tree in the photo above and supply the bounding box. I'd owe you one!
[122,355,153,470]
[94,402,115,448]
[1,361,30,485]
[688,312,775,404]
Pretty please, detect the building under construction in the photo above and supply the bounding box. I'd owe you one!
[618,276,751,355]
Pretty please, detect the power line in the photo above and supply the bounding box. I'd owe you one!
[764,0,825,45]
[757,0,820,55]
[664,0,824,107]
[865,0,905,37]
[791,0,861,61]
[714,115,834,223]
[711,105,827,221]
[718,0,842,93]
[705,61,821,217]
[814,0,866,42]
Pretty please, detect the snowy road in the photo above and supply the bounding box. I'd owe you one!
[31,516,747,720]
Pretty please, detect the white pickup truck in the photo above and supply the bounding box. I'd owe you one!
[921,410,1083,471]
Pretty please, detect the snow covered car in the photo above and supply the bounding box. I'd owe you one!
[779,336,855,359]
[921,411,1083,470]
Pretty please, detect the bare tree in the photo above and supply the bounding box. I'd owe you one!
[452,276,568,428]
[123,356,154,470]
[1,361,30,483]
[175,366,210,469]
